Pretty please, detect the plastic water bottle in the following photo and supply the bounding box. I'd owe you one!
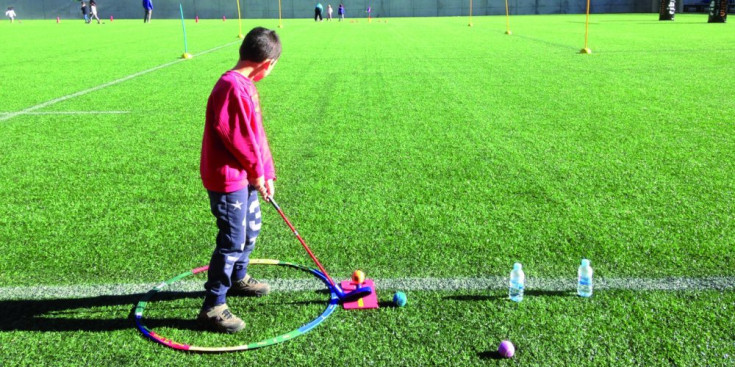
[577,259,593,297]
[508,263,525,302]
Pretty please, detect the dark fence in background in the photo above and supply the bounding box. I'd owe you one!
[9,0,654,20]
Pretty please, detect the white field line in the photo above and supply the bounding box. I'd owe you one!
[1,276,734,300]
[0,111,129,115]
[0,41,240,123]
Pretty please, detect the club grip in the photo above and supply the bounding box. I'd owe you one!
[266,196,280,210]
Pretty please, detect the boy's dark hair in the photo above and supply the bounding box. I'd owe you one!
[239,27,282,62]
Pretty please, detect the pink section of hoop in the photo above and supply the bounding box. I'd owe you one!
[150,331,191,351]
[192,266,210,274]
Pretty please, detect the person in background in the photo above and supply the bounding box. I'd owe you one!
[81,1,90,23]
[327,4,333,21]
[142,0,153,23]
[338,3,345,21]
[89,0,101,24]
[5,7,16,23]
[314,2,323,21]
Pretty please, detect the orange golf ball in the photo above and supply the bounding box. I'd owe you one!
[351,270,365,284]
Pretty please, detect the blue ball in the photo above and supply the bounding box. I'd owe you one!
[393,291,407,307]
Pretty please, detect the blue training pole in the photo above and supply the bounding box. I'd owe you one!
[179,3,189,54]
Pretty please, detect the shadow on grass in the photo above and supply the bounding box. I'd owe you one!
[443,294,510,302]
[282,299,335,306]
[0,291,204,332]
[378,300,400,308]
[444,290,571,302]
[478,350,506,360]
[524,290,571,297]
[0,290,329,332]
[510,34,579,51]
[143,291,333,331]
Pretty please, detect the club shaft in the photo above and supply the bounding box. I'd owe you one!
[268,198,336,286]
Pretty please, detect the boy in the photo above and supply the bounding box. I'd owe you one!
[198,27,281,333]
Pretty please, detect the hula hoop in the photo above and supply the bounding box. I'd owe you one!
[134,259,339,352]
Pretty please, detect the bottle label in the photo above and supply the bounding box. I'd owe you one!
[579,278,591,286]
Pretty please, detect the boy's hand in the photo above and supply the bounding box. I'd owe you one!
[250,176,269,200]
[266,179,275,201]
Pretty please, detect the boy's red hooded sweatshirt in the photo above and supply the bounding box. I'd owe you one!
[200,71,276,193]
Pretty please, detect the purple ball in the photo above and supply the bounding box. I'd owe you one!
[498,340,515,358]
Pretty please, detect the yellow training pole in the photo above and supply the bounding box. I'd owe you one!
[278,0,283,28]
[580,0,591,54]
[236,0,244,38]
[504,0,511,35]
[468,0,473,26]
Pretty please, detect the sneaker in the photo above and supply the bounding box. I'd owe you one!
[197,304,245,333]
[229,274,271,297]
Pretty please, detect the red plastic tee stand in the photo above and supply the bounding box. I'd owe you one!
[340,279,378,310]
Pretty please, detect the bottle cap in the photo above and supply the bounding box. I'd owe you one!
[581,259,590,267]
[513,263,522,270]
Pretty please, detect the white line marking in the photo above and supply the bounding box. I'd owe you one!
[1,276,733,300]
[0,41,240,123]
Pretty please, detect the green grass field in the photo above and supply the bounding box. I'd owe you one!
[1,14,733,366]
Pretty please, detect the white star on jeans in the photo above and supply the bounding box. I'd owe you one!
[231,200,243,210]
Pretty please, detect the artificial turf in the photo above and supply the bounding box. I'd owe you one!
[2,289,734,366]
[0,14,733,366]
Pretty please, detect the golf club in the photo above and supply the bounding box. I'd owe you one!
[266,196,372,303]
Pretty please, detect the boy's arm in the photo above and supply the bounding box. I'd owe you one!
[260,134,276,199]
[260,133,276,182]
[213,88,267,184]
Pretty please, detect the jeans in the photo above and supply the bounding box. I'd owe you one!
[203,186,262,308]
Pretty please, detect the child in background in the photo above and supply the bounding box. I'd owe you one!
[89,0,101,24]
[5,7,16,23]
[338,3,345,21]
[327,4,333,21]
[80,1,90,23]
[198,27,281,333]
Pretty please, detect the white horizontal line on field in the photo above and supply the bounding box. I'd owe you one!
[1,276,733,300]
[0,40,241,123]
[0,111,130,115]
